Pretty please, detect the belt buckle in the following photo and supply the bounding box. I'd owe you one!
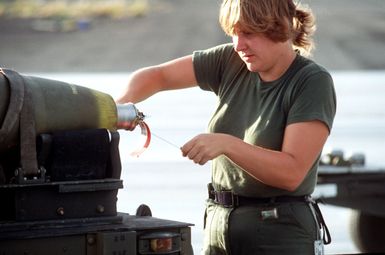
[222,190,238,208]
[214,190,239,208]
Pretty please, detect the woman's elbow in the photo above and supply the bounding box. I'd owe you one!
[280,169,307,192]
[282,180,302,192]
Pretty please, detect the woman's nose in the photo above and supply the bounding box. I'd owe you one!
[233,35,245,52]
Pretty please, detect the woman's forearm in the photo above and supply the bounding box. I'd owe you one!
[224,136,305,191]
[115,66,164,104]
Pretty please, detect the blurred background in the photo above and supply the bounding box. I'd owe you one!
[1,0,384,72]
[1,0,385,254]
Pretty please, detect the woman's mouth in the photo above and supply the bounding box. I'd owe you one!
[242,54,254,62]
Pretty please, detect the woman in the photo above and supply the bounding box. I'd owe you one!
[116,0,336,254]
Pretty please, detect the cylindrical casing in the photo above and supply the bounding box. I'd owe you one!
[0,73,119,151]
[26,75,118,133]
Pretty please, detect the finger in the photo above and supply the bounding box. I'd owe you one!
[187,147,200,161]
[190,149,211,165]
[181,139,196,157]
[192,153,203,165]
[198,158,207,165]
[198,154,211,165]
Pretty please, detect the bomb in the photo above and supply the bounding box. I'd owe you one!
[0,69,143,152]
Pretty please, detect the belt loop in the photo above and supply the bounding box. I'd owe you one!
[207,183,215,200]
[231,192,239,208]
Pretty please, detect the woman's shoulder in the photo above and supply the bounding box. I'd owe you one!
[296,54,331,78]
[194,43,235,59]
[193,43,245,72]
[204,43,235,53]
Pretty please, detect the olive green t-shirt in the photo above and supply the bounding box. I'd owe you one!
[193,43,336,197]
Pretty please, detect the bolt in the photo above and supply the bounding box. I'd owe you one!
[57,207,65,216]
[96,205,105,213]
[87,236,96,245]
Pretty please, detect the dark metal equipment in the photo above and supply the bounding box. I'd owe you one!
[316,150,385,253]
[0,69,193,255]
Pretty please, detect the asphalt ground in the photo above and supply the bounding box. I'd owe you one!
[0,0,385,73]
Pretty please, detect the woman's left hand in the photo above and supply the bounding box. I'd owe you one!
[181,133,231,165]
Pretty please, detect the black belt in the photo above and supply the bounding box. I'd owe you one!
[207,183,331,245]
[208,183,308,208]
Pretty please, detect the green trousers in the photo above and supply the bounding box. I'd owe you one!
[202,199,322,255]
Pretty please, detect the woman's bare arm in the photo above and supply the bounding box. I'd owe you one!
[116,55,197,104]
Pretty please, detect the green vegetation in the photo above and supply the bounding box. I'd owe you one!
[0,0,150,19]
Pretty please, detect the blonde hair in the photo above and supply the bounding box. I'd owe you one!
[219,0,316,56]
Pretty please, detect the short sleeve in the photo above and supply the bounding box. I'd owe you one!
[286,71,337,132]
[192,43,235,94]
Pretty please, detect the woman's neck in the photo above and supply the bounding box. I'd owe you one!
[259,48,297,82]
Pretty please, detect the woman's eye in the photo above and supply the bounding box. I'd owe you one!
[240,31,253,37]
